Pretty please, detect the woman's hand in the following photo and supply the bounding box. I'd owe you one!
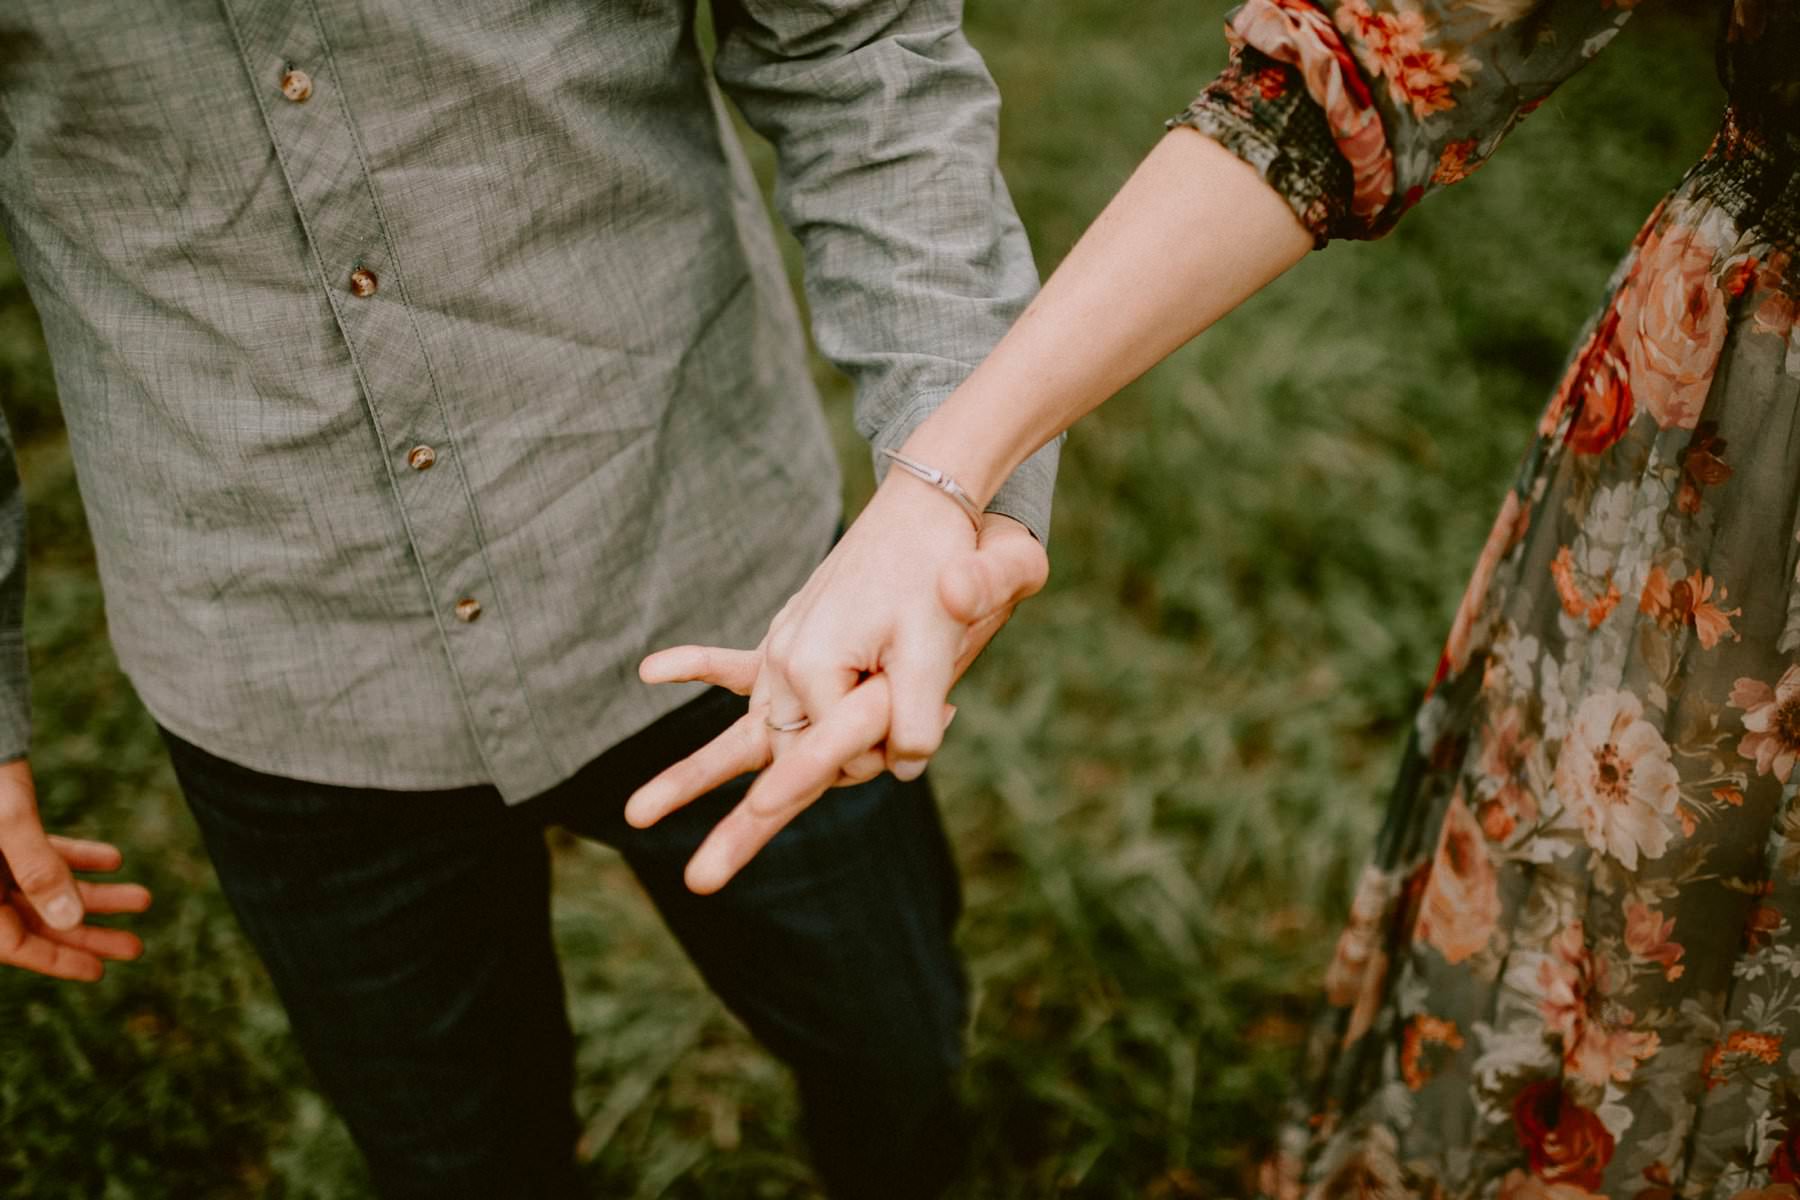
[761,472,977,780]
[625,496,1048,893]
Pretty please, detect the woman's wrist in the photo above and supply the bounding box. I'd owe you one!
[871,461,986,546]
[894,398,1035,512]
[877,448,984,531]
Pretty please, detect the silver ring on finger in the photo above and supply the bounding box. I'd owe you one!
[764,714,812,734]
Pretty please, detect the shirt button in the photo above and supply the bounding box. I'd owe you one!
[280,69,313,103]
[453,597,483,623]
[406,445,437,472]
[349,267,378,298]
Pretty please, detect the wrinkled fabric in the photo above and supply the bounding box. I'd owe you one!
[1179,1,1800,1195]
[0,0,1057,799]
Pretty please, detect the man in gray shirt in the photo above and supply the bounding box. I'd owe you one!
[0,1,1057,1195]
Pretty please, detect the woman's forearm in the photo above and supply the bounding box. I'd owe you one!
[900,128,1315,502]
[628,130,1320,863]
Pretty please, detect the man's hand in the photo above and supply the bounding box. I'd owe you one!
[0,758,151,981]
[625,504,1047,893]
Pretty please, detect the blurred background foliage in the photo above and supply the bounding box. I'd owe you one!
[0,2,1724,1196]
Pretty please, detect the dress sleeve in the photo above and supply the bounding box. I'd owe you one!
[1171,0,1647,246]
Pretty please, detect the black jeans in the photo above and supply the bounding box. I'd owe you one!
[162,687,968,1199]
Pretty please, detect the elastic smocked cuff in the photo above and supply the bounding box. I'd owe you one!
[1169,52,1354,248]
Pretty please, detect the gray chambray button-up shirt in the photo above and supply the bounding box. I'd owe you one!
[0,0,1058,801]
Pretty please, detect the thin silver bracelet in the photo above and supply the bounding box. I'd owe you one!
[877,448,984,532]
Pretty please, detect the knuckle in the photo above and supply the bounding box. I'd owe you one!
[890,739,941,764]
[840,752,884,785]
[885,740,924,763]
[764,634,797,673]
[1018,558,1049,597]
[890,721,944,758]
[769,596,802,628]
[11,857,65,896]
[733,717,769,755]
[785,649,835,683]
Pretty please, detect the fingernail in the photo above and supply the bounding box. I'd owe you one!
[942,706,959,731]
[892,758,927,783]
[43,892,82,931]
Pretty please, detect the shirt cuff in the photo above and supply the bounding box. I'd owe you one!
[869,390,1061,547]
[0,661,32,764]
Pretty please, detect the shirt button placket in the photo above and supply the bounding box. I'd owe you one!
[242,20,552,797]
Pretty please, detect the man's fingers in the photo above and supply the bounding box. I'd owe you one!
[625,712,767,828]
[682,794,798,896]
[0,766,145,979]
[0,908,104,981]
[47,836,125,874]
[76,879,153,916]
[0,796,84,934]
[686,683,937,893]
[938,515,1049,625]
[638,645,762,696]
[47,919,144,963]
[9,940,105,980]
[745,679,891,819]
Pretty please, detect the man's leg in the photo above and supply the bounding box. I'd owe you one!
[161,729,582,1200]
[544,688,971,1200]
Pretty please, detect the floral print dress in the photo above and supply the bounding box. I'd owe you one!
[1173,2,1800,1197]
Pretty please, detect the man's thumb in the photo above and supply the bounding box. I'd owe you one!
[938,528,1048,624]
[0,762,83,931]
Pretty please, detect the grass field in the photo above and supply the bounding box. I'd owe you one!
[0,4,1726,1197]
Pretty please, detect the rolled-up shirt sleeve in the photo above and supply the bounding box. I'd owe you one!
[711,0,1061,542]
[1171,0,1646,246]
